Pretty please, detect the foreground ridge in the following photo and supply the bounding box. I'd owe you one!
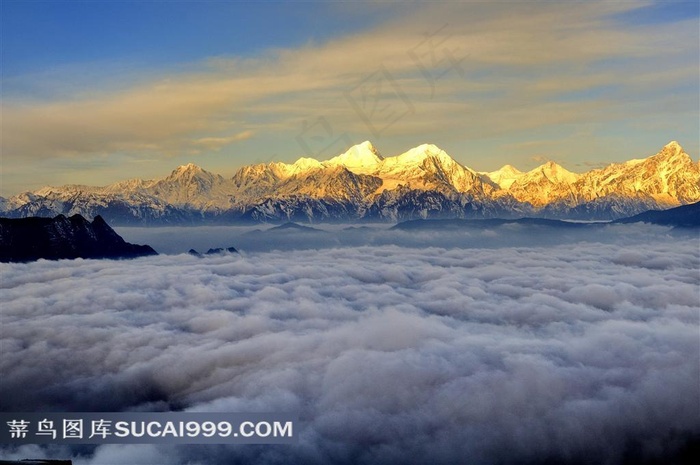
[1,141,698,224]
[0,214,157,262]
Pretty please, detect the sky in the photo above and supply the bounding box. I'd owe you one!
[1,0,699,196]
[1,227,698,463]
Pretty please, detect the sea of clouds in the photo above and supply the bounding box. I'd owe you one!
[1,225,698,464]
[115,221,691,254]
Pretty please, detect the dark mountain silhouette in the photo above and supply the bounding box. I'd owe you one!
[0,214,157,262]
[268,222,324,232]
[393,202,700,231]
[0,461,72,465]
[391,217,595,231]
[613,201,700,227]
[188,247,238,257]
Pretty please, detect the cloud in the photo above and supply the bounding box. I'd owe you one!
[1,225,698,464]
[190,130,255,152]
[2,0,697,169]
[113,222,697,255]
[578,160,608,169]
[529,155,549,164]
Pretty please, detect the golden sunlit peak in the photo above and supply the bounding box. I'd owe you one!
[175,163,201,172]
[326,141,383,169]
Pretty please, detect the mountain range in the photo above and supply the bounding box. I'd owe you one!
[1,140,698,224]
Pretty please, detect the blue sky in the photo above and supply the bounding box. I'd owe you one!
[2,2,398,77]
[1,0,698,195]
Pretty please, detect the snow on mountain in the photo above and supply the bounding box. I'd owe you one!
[574,141,700,206]
[147,163,237,210]
[325,141,383,174]
[484,165,523,189]
[231,157,328,199]
[233,141,486,201]
[538,161,580,185]
[34,184,104,196]
[2,140,698,223]
[288,157,324,175]
[102,178,153,193]
[275,166,383,204]
[231,163,286,198]
[371,143,488,195]
[505,161,580,207]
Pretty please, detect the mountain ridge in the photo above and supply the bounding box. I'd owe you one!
[2,141,698,224]
[0,214,157,262]
[613,201,700,228]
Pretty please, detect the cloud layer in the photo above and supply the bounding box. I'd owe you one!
[1,226,698,464]
[114,221,694,255]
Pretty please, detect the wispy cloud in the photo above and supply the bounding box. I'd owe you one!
[529,155,550,164]
[1,0,697,193]
[190,130,254,152]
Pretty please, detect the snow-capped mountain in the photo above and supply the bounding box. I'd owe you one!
[325,140,383,174]
[502,161,580,207]
[146,163,237,211]
[484,165,523,189]
[575,141,700,205]
[2,141,698,224]
[375,144,490,196]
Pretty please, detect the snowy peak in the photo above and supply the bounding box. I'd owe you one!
[276,165,383,203]
[497,164,522,175]
[374,143,486,195]
[629,140,695,175]
[294,157,323,169]
[148,162,236,209]
[163,163,223,187]
[380,143,457,174]
[575,140,700,205]
[485,165,524,189]
[503,161,580,207]
[172,162,203,175]
[344,140,381,158]
[532,161,579,184]
[650,140,690,163]
[325,141,383,173]
[105,178,150,192]
[393,144,449,165]
[34,184,101,196]
[165,163,214,182]
[288,157,324,175]
[274,141,479,195]
[162,163,223,189]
